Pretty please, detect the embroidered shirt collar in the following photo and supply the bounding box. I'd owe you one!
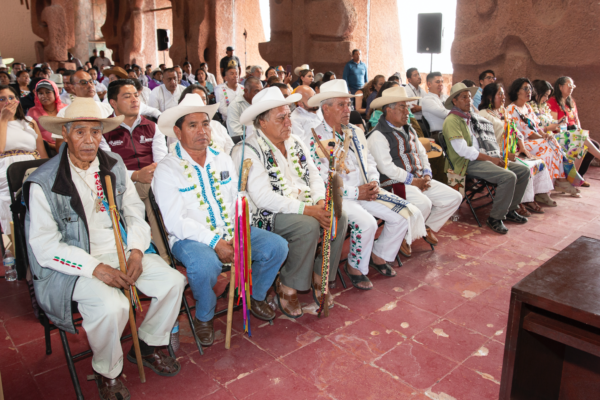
[177,143,215,168]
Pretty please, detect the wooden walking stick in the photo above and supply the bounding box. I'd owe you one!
[105,176,146,383]
[225,158,253,349]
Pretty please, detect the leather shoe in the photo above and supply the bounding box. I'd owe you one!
[88,373,130,400]
[127,347,181,377]
[399,239,412,257]
[486,217,508,234]
[424,227,438,245]
[505,210,528,224]
[250,299,276,321]
[193,318,214,346]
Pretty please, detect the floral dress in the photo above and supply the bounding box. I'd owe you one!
[543,98,589,161]
[507,103,582,186]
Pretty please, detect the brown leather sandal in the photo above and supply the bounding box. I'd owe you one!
[311,277,334,309]
[88,373,130,400]
[126,347,181,377]
[275,278,303,319]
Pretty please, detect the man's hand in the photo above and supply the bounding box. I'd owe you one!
[133,163,157,184]
[93,264,135,289]
[357,182,379,201]
[491,157,506,168]
[215,239,235,264]
[126,249,144,283]
[304,201,331,229]
[411,178,429,191]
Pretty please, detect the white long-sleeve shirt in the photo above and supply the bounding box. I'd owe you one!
[153,144,238,249]
[28,156,150,279]
[214,83,244,121]
[290,106,323,145]
[450,116,480,161]
[404,83,427,120]
[231,131,325,215]
[166,121,235,156]
[421,92,449,131]
[312,122,379,199]
[148,84,186,112]
[367,125,432,185]
[226,94,251,137]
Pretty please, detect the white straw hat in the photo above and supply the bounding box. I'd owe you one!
[239,87,301,126]
[444,82,479,110]
[294,64,311,76]
[307,79,361,108]
[369,86,420,110]
[157,93,220,138]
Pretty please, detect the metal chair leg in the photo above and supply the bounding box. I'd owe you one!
[59,330,84,400]
[181,296,203,355]
[395,254,403,267]
[465,195,482,227]
[42,316,52,355]
[429,243,435,251]
[337,268,347,289]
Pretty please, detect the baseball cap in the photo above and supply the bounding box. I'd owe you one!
[226,46,234,52]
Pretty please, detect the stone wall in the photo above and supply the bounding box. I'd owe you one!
[452,0,600,139]
[0,1,40,67]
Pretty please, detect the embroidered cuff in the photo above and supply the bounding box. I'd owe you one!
[209,235,220,249]
[404,173,414,185]
[298,202,306,215]
[423,169,433,178]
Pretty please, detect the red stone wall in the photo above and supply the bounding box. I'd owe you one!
[452,0,600,139]
[235,0,268,73]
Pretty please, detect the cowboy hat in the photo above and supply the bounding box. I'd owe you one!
[444,82,478,110]
[418,138,443,159]
[102,66,128,79]
[307,79,361,108]
[239,87,301,126]
[49,73,64,88]
[157,93,220,138]
[369,86,420,110]
[294,64,311,76]
[39,97,124,137]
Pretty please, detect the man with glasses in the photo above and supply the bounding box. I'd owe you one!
[421,72,449,142]
[58,70,113,117]
[473,70,496,109]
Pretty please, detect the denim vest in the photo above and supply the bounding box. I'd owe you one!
[23,144,128,333]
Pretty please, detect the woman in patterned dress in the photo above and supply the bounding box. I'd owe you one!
[506,78,580,197]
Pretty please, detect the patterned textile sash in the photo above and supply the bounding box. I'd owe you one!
[246,134,311,231]
[0,149,40,160]
[515,158,546,177]
[554,129,589,161]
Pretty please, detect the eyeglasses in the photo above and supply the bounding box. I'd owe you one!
[0,96,16,102]
[485,76,496,81]
[77,80,94,86]
[567,83,576,88]
[520,87,532,93]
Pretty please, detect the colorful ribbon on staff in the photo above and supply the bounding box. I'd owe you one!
[317,148,336,316]
[503,119,518,169]
[233,194,253,334]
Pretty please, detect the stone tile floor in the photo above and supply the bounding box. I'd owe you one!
[2,167,600,399]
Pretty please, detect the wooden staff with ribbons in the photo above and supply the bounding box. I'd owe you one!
[105,176,146,383]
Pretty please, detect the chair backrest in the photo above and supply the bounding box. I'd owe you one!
[350,110,365,131]
[147,188,179,268]
[436,134,455,171]
[421,116,432,138]
[232,135,243,145]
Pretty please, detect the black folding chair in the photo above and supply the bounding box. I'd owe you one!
[438,135,496,227]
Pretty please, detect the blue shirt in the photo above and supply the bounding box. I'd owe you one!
[343,60,368,91]
[473,87,483,109]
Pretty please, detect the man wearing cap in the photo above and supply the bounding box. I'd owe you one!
[25,97,185,399]
[219,46,241,78]
[226,76,262,137]
[215,66,244,122]
[342,49,368,95]
[367,86,462,252]
[308,80,426,289]
[148,68,185,112]
[290,85,323,144]
[231,87,348,318]
[443,83,530,234]
[153,93,287,344]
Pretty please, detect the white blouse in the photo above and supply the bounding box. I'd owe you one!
[4,117,37,152]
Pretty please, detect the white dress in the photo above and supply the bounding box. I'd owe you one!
[0,117,39,233]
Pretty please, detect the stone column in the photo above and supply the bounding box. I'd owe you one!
[73,0,94,62]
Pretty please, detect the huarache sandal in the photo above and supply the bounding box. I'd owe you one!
[534,193,557,207]
[344,262,373,290]
[275,278,303,318]
[127,347,181,377]
[369,256,396,277]
[524,202,544,214]
[554,181,581,197]
[88,373,130,400]
[311,278,334,309]
[517,204,531,217]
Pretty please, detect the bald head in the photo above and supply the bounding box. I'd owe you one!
[295,85,318,113]
[72,70,96,98]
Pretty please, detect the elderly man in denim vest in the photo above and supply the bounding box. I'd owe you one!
[24,98,186,400]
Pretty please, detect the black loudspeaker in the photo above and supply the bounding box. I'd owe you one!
[157,29,170,51]
[417,13,443,54]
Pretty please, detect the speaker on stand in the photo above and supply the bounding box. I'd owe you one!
[417,13,443,72]
[157,29,170,66]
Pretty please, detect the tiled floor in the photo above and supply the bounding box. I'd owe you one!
[2,167,600,400]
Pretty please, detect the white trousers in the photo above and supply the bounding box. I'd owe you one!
[344,200,409,274]
[405,180,463,232]
[72,252,186,379]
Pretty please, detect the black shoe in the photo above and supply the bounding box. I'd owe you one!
[505,210,528,224]
[486,217,508,234]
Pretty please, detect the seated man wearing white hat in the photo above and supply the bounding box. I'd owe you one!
[25,98,186,400]
[153,93,288,345]
[443,83,530,234]
[367,86,462,253]
[231,87,348,318]
[308,80,426,290]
